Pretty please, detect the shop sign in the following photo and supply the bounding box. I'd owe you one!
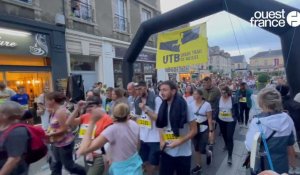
[115,47,156,62]
[0,31,49,57]
[166,65,201,73]
[156,23,208,69]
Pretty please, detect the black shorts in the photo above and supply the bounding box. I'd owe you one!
[139,141,160,166]
[193,130,208,154]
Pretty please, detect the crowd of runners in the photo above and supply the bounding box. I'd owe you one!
[0,75,300,175]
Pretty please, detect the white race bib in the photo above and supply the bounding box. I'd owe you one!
[79,124,97,139]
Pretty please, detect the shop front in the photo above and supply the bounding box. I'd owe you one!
[0,15,67,107]
[114,46,156,87]
[165,65,210,82]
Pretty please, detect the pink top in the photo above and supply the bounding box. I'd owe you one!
[48,108,74,147]
[102,120,139,162]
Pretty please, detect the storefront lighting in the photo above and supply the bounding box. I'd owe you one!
[35,80,40,84]
[16,81,20,85]
[0,28,31,37]
[27,80,31,84]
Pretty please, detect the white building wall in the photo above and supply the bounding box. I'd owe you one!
[101,42,115,87]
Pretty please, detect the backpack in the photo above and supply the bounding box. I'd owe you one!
[0,124,48,164]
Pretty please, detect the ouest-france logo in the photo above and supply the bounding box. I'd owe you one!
[250,9,300,28]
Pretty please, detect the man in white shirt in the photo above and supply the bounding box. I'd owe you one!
[156,80,197,175]
[0,82,16,104]
[134,81,162,175]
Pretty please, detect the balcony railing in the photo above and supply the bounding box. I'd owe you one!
[71,0,93,22]
[113,14,129,33]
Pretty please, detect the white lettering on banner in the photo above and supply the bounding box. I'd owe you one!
[250,9,300,28]
[0,36,17,47]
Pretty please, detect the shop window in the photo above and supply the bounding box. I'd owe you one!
[5,71,52,107]
[70,55,96,71]
[144,63,154,74]
[134,62,142,73]
[113,60,123,73]
[0,72,3,82]
[71,0,93,21]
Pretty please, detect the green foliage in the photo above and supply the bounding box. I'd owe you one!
[257,73,270,83]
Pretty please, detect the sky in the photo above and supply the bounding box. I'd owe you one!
[160,0,300,62]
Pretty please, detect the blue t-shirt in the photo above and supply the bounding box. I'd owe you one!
[11,94,29,105]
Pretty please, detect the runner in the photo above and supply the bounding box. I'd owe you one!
[245,88,295,174]
[0,101,29,175]
[103,87,113,114]
[237,82,253,128]
[156,80,197,175]
[77,103,143,175]
[45,92,86,175]
[183,84,194,104]
[37,86,51,130]
[134,81,162,175]
[191,88,214,174]
[127,82,138,113]
[202,77,221,147]
[66,95,113,175]
[218,86,237,165]
[110,88,128,114]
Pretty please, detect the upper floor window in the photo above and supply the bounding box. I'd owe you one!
[141,8,151,22]
[15,0,32,4]
[113,0,129,33]
[71,0,93,21]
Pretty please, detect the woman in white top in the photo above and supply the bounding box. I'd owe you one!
[77,103,143,175]
[183,85,195,104]
[218,86,237,166]
[191,89,214,174]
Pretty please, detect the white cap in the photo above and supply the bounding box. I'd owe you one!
[294,93,300,103]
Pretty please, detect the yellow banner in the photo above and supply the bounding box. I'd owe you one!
[156,24,208,69]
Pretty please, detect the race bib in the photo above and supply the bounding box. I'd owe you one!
[137,115,152,129]
[163,129,181,142]
[21,105,29,110]
[219,111,233,119]
[240,97,247,103]
[79,124,97,139]
[105,105,110,113]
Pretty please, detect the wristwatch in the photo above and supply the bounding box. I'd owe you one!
[209,130,214,133]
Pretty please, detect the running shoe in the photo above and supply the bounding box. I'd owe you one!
[191,165,202,174]
[206,150,212,165]
[289,167,295,175]
[227,156,232,166]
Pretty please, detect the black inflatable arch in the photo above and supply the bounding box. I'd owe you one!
[122,0,300,96]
